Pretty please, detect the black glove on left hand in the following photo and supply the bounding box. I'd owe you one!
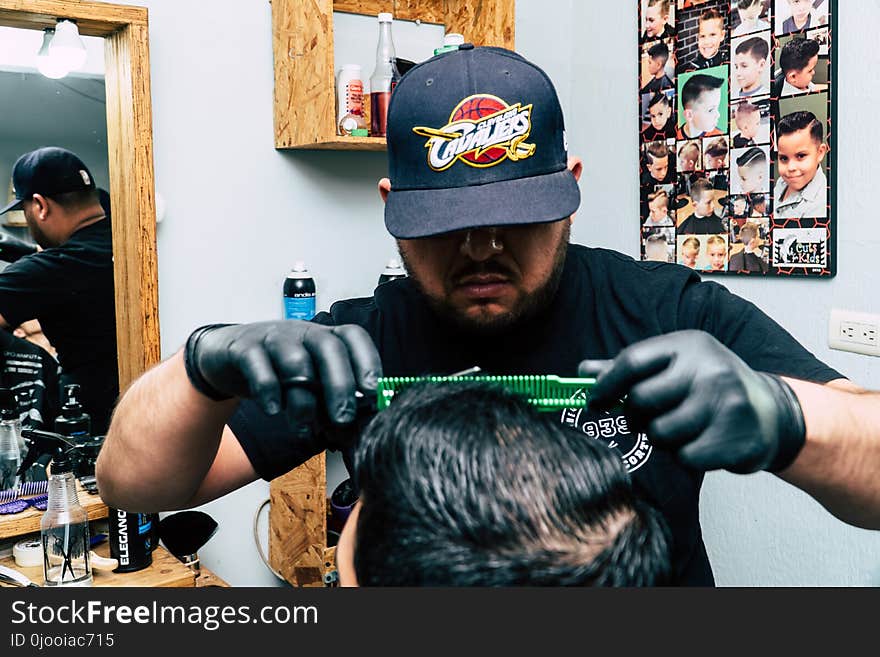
[579,330,806,474]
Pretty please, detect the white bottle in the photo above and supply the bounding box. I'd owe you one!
[434,32,464,55]
[337,64,365,135]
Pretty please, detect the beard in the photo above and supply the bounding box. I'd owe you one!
[24,209,52,249]
[400,223,570,337]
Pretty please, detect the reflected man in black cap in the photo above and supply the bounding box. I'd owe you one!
[0,147,117,434]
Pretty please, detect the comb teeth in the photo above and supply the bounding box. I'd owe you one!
[376,375,598,412]
[0,480,49,503]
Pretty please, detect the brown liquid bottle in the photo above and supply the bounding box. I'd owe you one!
[369,12,398,137]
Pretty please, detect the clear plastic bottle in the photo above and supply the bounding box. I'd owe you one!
[0,388,21,490]
[369,12,398,137]
[41,451,92,587]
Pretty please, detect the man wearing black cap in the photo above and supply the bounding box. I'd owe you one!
[0,147,117,434]
[98,46,880,585]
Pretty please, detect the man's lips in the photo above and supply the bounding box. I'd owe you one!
[455,274,513,298]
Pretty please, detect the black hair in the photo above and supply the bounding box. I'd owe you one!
[353,382,672,586]
[681,74,724,109]
[699,7,725,26]
[49,188,100,212]
[736,146,767,168]
[645,233,668,246]
[735,35,769,61]
[648,92,671,110]
[736,0,762,10]
[779,37,821,74]
[777,110,824,144]
[648,41,670,64]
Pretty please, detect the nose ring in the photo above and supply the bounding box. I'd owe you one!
[463,228,504,254]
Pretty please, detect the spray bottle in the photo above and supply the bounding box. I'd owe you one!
[40,447,92,587]
[0,388,21,490]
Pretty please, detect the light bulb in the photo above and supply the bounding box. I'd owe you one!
[48,19,87,72]
[36,28,70,79]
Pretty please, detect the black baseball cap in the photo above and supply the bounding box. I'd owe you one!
[384,45,580,239]
[0,147,96,216]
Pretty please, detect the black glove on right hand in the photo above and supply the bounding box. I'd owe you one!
[579,330,806,474]
[0,233,37,263]
[184,320,382,436]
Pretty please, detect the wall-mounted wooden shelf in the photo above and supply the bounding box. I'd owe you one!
[306,136,387,151]
[272,0,515,151]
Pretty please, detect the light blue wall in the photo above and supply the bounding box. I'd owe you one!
[120,0,876,586]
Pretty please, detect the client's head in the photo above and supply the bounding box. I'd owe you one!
[336,382,671,586]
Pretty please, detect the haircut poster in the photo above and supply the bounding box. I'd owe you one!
[638,0,836,277]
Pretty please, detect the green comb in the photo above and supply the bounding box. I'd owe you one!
[375,375,599,412]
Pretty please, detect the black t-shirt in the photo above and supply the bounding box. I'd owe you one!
[641,117,676,143]
[680,50,726,72]
[0,330,59,428]
[641,74,674,95]
[678,212,726,235]
[230,244,842,586]
[732,134,755,149]
[0,220,117,433]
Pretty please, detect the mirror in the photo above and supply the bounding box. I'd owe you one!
[0,0,159,436]
[0,25,116,433]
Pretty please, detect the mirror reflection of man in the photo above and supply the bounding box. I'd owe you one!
[0,147,117,434]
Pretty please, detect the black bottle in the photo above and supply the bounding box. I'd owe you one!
[55,385,92,478]
[378,258,406,286]
[55,385,90,443]
[283,261,316,321]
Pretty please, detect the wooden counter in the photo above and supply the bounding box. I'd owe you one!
[0,543,200,587]
[0,482,107,540]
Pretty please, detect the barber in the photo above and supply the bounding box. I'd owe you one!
[98,47,880,585]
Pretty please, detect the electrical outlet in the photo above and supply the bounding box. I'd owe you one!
[829,309,880,357]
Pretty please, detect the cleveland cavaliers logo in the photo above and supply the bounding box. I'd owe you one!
[413,94,537,171]
[559,389,653,474]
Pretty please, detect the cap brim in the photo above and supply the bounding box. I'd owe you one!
[384,168,581,239]
[0,198,23,216]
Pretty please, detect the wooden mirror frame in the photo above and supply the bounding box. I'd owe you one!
[0,0,159,390]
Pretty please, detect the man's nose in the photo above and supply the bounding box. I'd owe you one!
[460,227,505,261]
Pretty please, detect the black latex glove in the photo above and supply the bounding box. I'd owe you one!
[579,330,806,474]
[184,321,382,448]
[0,233,37,263]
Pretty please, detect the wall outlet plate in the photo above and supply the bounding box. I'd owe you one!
[828,309,880,357]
